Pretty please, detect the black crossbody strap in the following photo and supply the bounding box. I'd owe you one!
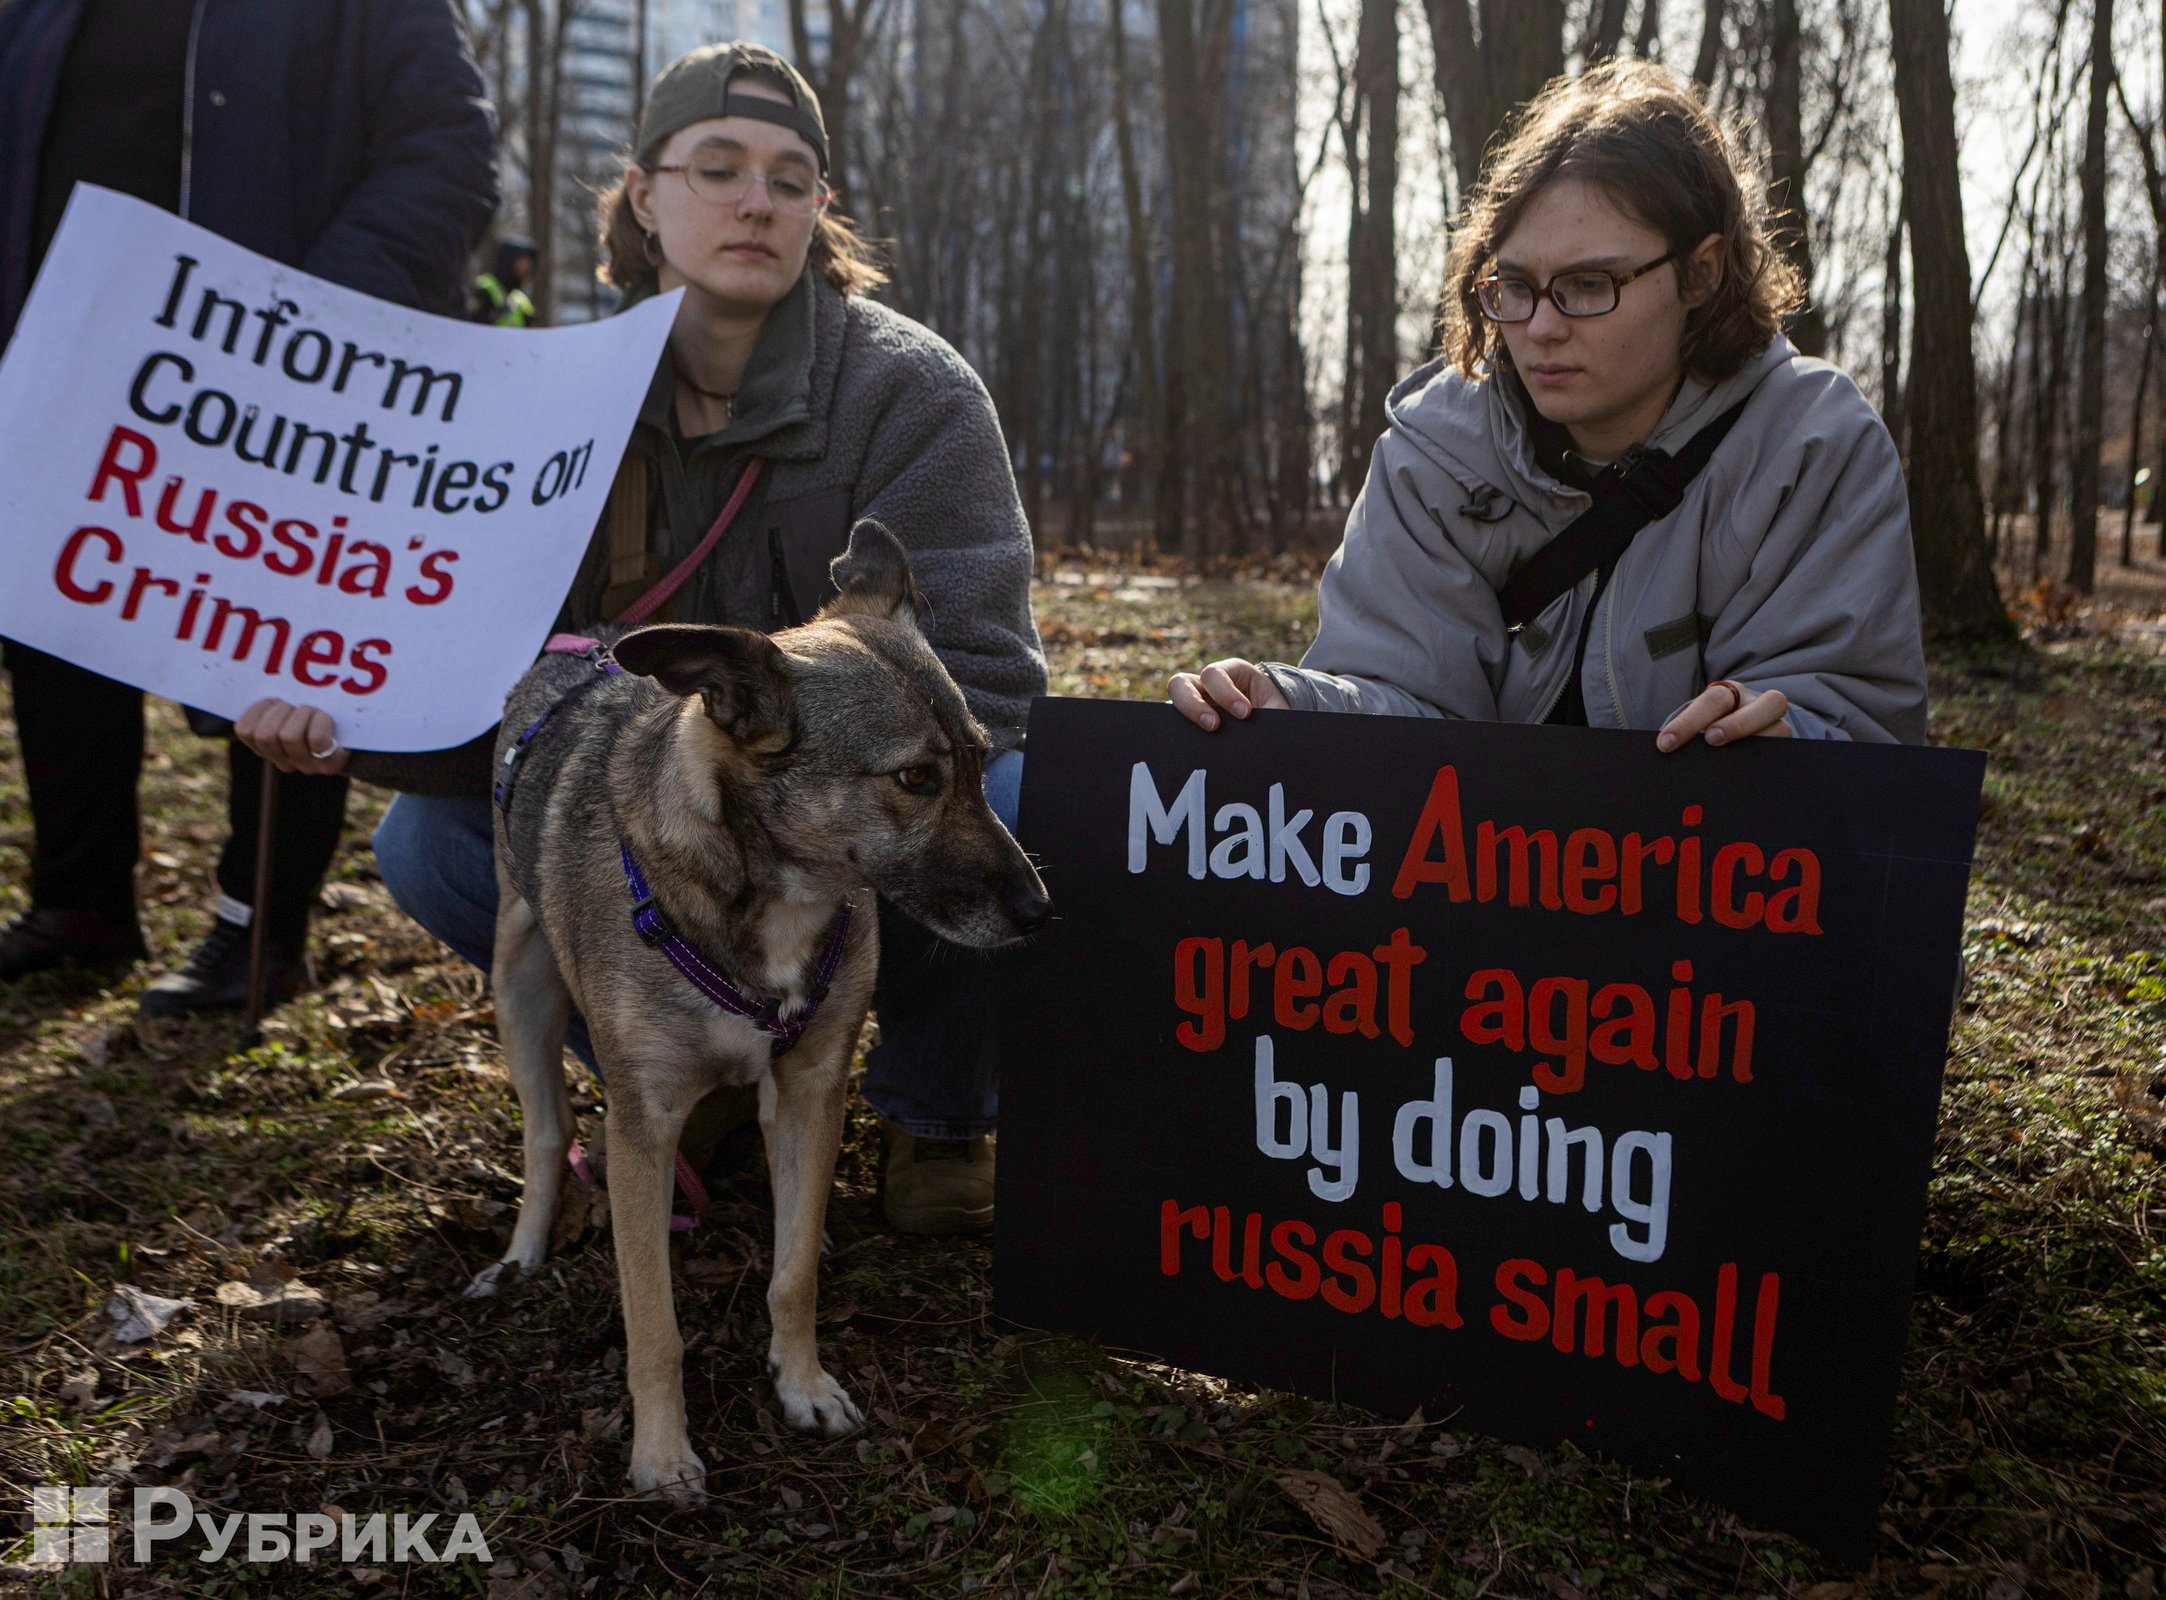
[1497,398,1750,631]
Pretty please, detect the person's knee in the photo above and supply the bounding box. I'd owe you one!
[373,794,493,945]
[371,795,433,920]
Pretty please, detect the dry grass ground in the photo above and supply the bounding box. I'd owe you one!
[0,568,2161,1600]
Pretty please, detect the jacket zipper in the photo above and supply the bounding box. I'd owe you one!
[1599,569,1625,726]
[178,0,208,219]
[1528,588,1578,724]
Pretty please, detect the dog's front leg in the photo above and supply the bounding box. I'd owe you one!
[604,1092,707,1500]
[467,885,573,1299]
[761,1060,863,1437]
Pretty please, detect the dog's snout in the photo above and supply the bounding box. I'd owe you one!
[1002,865,1053,936]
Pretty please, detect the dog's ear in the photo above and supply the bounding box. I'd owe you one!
[612,624,796,752]
[823,519,924,623]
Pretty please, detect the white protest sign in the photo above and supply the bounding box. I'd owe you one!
[0,186,679,751]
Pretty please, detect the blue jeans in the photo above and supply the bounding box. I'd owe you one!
[371,750,1022,1140]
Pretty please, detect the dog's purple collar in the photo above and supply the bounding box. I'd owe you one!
[619,841,853,1058]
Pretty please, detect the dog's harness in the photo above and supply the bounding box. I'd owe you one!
[496,628,856,1226]
[498,634,856,1057]
[621,842,854,1058]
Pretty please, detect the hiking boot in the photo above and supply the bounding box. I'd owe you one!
[140,916,302,1018]
[882,1126,995,1235]
[0,907,147,980]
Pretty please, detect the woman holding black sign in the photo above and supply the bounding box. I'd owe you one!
[1170,61,1925,749]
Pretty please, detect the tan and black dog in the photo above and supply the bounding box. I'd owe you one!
[467,521,1049,1499]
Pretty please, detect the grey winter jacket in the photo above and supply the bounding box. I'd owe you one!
[353,270,1044,792]
[1262,337,1927,743]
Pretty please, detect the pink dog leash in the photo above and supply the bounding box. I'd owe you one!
[566,1139,711,1233]
[524,459,766,1237]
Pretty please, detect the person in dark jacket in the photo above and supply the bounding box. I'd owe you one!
[238,43,1046,1236]
[0,0,498,1010]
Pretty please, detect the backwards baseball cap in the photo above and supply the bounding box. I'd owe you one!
[636,42,830,174]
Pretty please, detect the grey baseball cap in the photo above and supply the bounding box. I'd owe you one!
[636,42,829,173]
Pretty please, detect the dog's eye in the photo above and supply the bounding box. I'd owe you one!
[894,766,937,794]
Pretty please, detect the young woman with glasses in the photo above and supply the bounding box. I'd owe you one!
[1170,60,1926,748]
[237,43,1044,1237]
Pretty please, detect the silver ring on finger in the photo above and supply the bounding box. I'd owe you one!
[308,738,340,761]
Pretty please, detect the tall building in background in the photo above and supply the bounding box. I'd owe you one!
[654,0,791,63]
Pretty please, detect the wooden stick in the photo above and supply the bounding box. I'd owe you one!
[240,759,279,1048]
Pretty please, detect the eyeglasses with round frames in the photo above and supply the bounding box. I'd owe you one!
[1475,251,1680,323]
[648,159,831,216]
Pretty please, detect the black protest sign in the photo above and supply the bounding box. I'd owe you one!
[997,698,1985,1565]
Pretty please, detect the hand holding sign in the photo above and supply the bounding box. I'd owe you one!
[233,698,350,776]
[0,188,678,751]
[1167,658,1292,729]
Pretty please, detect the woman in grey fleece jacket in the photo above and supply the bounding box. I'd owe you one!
[238,44,1043,1234]
[1173,62,1926,750]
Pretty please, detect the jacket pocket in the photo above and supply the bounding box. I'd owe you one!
[762,485,853,627]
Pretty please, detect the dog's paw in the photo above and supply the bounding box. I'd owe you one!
[773,1366,863,1438]
[463,1260,518,1300]
[464,1244,546,1299]
[627,1440,708,1502]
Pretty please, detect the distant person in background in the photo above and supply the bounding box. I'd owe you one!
[471,233,537,326]
[0,0,498,1012]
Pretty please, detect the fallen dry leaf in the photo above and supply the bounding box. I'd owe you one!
[104,1284,191,1344]
[1273,1469,1385,1561]
[307,1412,334,1459]
[215,1278,328,1324]
[286,1323,352,1396]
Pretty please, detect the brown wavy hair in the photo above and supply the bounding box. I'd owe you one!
[1440,60,1804,383]
[596,59,887,299]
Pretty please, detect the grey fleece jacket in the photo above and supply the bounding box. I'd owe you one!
[1263,337,1927,743]
[353,270,1045,792]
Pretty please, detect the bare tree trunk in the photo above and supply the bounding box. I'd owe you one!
[1352,0,1398,461]
[1880,197,1903,444]
[1633,0,1662,59]
[522,0,564,325]
[1421,0,1566,196]
[2157,0,2166,528]
[1340,112,1364,497]
[1693,0,1725,88]
[1108,7,1167,550]
[2123,287,2155,566]
[1888,0,2012,638]
[1157,0,1243,555]
[1587,0,1632,60]
[2066,0,2113,593]
[1988,226,2040,561]
[2026,257,2053,573]
[789,0,886,204]
[1766,0,1824,354]
[2036,244,2073,584]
